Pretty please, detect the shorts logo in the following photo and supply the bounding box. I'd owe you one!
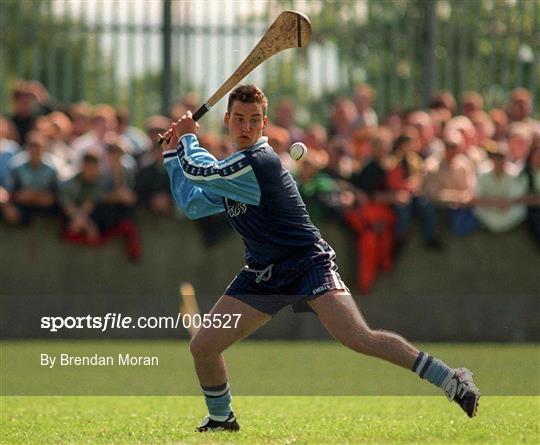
[225,198,247,218]
[312,283,332,295]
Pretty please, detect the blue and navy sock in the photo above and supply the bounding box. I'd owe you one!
[201,382,232,421]
[412,352,454,388]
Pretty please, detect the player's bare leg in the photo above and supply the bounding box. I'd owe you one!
[307,290,418,368]
[189,295,271,431]
[308,290,480,417]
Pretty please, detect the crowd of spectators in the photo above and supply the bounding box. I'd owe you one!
[1,80,539,291]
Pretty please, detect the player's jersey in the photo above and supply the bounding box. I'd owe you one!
[164,134,322,266]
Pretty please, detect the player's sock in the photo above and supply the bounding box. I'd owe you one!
[412,351,454,388]
[201,382,233,421]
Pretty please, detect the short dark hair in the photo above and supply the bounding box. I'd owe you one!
[227,84,267,115]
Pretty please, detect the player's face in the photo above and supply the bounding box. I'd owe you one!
[225,101,268,150]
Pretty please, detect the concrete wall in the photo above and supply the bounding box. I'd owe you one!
[1,212,538,340]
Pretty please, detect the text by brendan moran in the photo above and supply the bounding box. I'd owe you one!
[40,353,159,368]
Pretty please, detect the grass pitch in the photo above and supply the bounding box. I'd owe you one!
[1,341,539,444]
[1,396,538,444]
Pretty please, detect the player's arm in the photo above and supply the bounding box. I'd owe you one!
[162,130,224,220]
[169,112,261,205]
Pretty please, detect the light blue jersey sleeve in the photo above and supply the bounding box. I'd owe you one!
[175,133,261,205]
[163,150,224,219]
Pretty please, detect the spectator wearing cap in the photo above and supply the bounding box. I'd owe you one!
[4,131,58,225]
[136,115,173,216]
[472,142,528,233]
[424,131,478,236]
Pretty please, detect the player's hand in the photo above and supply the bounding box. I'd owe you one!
[173,111,199,140]
[163,126,179,151]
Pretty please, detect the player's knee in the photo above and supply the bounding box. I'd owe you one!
[189,336,218,358]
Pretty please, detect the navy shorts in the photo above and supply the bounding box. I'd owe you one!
[225,240,349,316]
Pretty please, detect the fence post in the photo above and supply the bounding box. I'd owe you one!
[162,0,172,115]
[421,0,436,108]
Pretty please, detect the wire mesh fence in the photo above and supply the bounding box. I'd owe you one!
[1,0,538,128]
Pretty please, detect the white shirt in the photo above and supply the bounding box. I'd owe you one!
[473,165,528,232]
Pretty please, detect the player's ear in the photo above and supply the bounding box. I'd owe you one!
[224,112,230,126]
[263,115,268,129]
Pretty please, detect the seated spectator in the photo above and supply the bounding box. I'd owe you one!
[473,142,528,233]
[521,143,540,247]
[424,131,478,236]
[386,131,443,249]
[2,131,58,225]
[136,116,173,216]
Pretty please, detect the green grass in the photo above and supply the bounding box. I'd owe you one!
[1,341,539,443]
[1,396,538,444]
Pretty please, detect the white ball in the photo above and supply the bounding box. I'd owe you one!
[289,142,308,161]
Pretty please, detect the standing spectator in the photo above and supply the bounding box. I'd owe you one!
[8,81,54,144]
[460,91,484,119]
[67,102,92,143]
[521,143,540,247]
[59,151,107,241]
[45,111,76,180]
[328,97,357,139]
[405,110,443,159]
[472,143,527,233]
[490,108,509,142]
[272,98,304,143]
[424,131,477,236]
[507,122,533,171]
[116,108,152,161]
[353,84,378,129]
[507,88,539,129]
[386,131,442,250]
[136,116,173,216]
[346,127,397,292]
[430,90,457,116]
[71,104,119,164]
[3,131,58,225]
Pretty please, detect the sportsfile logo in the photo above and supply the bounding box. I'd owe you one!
[40,313,241,332]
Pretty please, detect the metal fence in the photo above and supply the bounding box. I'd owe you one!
[1,0,538,128]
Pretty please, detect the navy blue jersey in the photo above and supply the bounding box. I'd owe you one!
[164,134,322,266]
